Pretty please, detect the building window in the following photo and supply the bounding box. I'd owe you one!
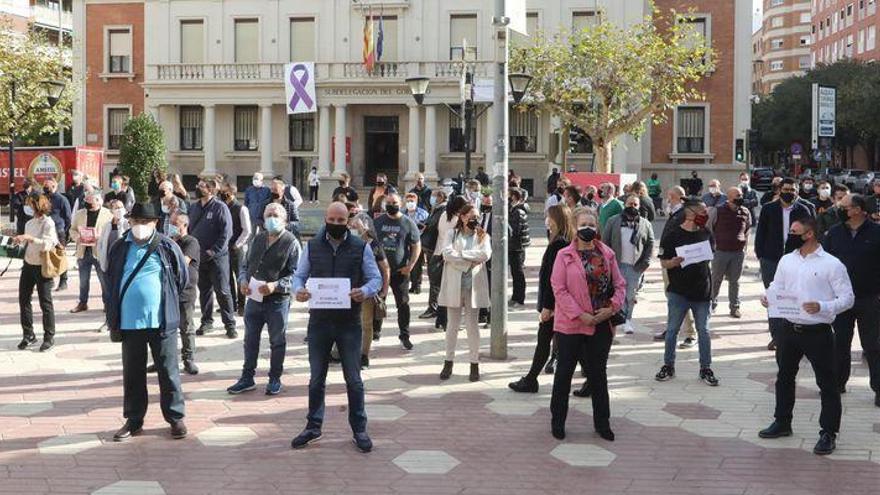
[859,29,866,53]
[869,26,877,50]
[365,15,398,62]
[511,12,539,47]
[107,108,130,150]
[679,16,709,52]
[234,19,259,63]
[450,14,477,60]
[771,38,784,49]
[448,105,476,152]
[509,106,538,153]
[108,28,131,73]
[572,11,599,31]
[180,106,203,151]
[288,113,315,151]
[770,0,784,6]
[771,16,783,28]
[180,20,204,64]
[799,56,812,69]
[234,106,259,151]
[800,35,811,46]
[801,12,811,24]
[290,17,315,61]
[770,60,784,71]
[676,107,705,154]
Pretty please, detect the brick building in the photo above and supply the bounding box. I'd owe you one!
[812,0,879,64]
[753,0,812,96]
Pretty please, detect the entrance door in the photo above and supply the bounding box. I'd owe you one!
[364,116,399,187]
[290,157,310,191]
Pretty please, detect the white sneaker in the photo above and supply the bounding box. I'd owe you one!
[624,322,635,335]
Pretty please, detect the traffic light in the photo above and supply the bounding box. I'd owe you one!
[735,139,745,163]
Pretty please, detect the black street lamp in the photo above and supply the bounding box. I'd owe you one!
[508,73,533,105]
[5,79,66,222]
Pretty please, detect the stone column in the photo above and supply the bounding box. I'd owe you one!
[202,104,217,176]
[318,104,332,176]
[406,103,421,183]
[259,104,274,176]
[147,105,160,122]
[333,104,347,175]
[423,105,438,181]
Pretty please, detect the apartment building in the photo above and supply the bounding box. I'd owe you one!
[812,0,880,64]
[753,0,812,95]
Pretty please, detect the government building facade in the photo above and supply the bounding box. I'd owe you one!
[72,0,752,198]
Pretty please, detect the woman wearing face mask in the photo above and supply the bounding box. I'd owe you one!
[549,208,626,441]
[509,204,576,393]
[432,195,468,330]
[812,181,834,215]
[308,167,320,204]
[13,194,60,351]
[367,173,397,213]
[438,204,492,382]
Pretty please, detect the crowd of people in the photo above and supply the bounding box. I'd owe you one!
[6,165,879,457]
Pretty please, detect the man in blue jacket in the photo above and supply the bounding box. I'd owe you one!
[189,178,237,338]
[104,202,188,442]
[43,178,72,291]
[244,172,271,231]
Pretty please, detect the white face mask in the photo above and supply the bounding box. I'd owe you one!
[23,205,35,217]
[113,208,126,220]
[253,178,263,188]
[161,205,170,214]
[131,223,155,241]
[740,180,749,188]
[709,186,719,195]
[818,188,831,199]
[406,201,417,211]
[803,183,814,191]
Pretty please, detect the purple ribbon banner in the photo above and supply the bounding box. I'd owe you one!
[288,63,315,113]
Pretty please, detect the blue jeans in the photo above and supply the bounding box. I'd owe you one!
[664,292,712,368]
[306,315,367,433]
[77,251,107,307]
[619,263,642,321]
[242,297,290,380]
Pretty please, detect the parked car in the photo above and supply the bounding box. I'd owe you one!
[813,167,845,185]
[847,170,875,194]
[750,167,776,191]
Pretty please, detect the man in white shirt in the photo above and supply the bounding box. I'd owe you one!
[759,216,854,456]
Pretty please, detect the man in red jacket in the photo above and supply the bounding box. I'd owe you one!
[709,187,751,319]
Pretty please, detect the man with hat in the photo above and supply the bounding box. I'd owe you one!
[105,202,189,441]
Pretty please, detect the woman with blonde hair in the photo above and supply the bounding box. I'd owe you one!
[438,204,491,382]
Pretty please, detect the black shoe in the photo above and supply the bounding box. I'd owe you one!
[183,360,199,375]
[419,309,437,319]
[146,364,157,373]
[767,339,777,351]
[440,360,453,380]
[196,323,212,336]
[17,336,37,350]
[655,364,675,382]
[469,363,480,382]
[409,288,421,295]
[329,354,342,364]
[653,331,667,341]
[113,420,143,442]
[678,337,696,349]
[291,428,322,449]
[573,381,592,398]
[508,377,539,393]
[544,356,556,375]
[700,368,719,387]
[39,340,54,352]
[361,355,370,369]
[838,384,847,394]
[874,393,880,408]
[813,431,836,455]
[236,306,245,317]
[372,333,380,342]
[758,421,793,439]
[55,281,67,292]
[225,327,238,339]
[551,425,565,440]
[400,336,413,350]
[596,428,615,442]
[352,431,373,453]
[170,420,187,439]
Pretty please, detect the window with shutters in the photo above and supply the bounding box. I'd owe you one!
[450,14,477,60]
[290,17,315,61]
[180,20,204,64]
[572,11,599,31]
[676,107,706,154]
[107,108,130,151]
[180,106,203,151]
[509,105,538,153]
[235,19,259,63]
[289,114,315,151]
[107,28,132,74]
[234,106,259,151]
[448,105,476,152]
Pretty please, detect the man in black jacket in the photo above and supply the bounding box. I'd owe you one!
[508,188,531,308]
[418,189,447,320]
[738,172,759,225]
[408,173,432,211]
[43,178,72,291]
[754,177,815,349]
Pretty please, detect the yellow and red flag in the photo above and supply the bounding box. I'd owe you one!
[363,8,375,72]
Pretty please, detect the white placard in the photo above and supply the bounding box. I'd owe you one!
[766,288,808,320]
[248,278,267,303]
[284,62,317,115]
[675,240,714,268]
[306,278,352,309]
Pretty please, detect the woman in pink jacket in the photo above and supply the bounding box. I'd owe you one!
[550,208,626,442]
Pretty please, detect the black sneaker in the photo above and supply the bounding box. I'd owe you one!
[813,430,836,455]
[361,355,370,369]
[225,327,238,339]
[655,365,675,382]
[700,368,719,387]
[572,381,592,397]
[544,356,556,375]
[758,421,793,439]
[196,323,213,336]
[291,428,322,449]
[418,309,437,319]
[508,377,539,393]
[372,332,381,341]
[678,337,696,349]
[400,336,413,350]
[17,336,37,350]
[39,340,55,352]
[352,431,373,453]
[55,281,68,292]
[183,360,199,375]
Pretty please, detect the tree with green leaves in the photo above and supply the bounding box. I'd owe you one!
[118,113,167,202]
[0,21,74,146]
[510,6,715,173]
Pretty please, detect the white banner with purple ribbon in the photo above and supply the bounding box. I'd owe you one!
[284,62,317,115]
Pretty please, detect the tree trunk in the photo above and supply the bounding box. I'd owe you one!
[594,138,613,174]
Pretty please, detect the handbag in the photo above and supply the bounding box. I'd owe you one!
[374,295,387,319]
[110,235,161,342]
[40,222,67,278]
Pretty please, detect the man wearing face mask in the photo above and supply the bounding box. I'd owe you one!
[69,190,113,314]
[12,178,36,234]
[42,178,72,292]
[244,172,271,230]
[161,213,200,375]
[598,183,624,232]
[811,180,834,214]
[738,173,759,226]
[373,193,422,350]
[657,186,697,346]
[331,172,359,204]
[268,177,301,237]
[754,177,815,350]
[419,190,449,320]
[188,179,237,338]
[822,194,880,407]
[409,173,433,211]
[65,170,86,212]
[816,184,850,239]
[656,200,719,386]
[220,185,252,317]
[509,188,531,309]
[545,177,571,213]
[105,202,189,442]
[701,180,727,208]
[367,173,398,212]
[707,187,751,318]
[404,193,428,294]
[800,177,817,201]
[153,180,188,224]
[104,176,136,212]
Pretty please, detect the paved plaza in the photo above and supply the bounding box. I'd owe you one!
[0,226,879,494]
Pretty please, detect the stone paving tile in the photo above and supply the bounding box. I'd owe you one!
[92,481,166,495]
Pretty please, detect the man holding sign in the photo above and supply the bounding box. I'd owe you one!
[69,190,113,314]
[291,202,382,453]
[759,217,854,455]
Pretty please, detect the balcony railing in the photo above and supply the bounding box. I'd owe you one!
[31,5,73,30]
[149,61,494,83]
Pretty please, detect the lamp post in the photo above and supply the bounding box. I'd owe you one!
[5,79,66,222]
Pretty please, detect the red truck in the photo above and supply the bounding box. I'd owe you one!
[0,146,105,200]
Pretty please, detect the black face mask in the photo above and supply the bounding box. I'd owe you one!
[325,222,348,240]
[271,192,282,200]
[466,218,480,230]
[338,181,345,187]
[480,204,492,213]
[385,204,400,216]
[577,226,597,243]
[43,187,51,194]
[586,192,595,202]
[624,206,639,219]
[788,234,806,250]
[780,192,796,204]
[376,181,386,187]
[733,198,744,208]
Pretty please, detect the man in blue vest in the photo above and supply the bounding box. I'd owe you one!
[290,202,382,453]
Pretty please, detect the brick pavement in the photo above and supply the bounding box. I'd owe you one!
[0,236,879,495]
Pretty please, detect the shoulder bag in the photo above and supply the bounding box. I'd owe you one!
[40,221,67,279]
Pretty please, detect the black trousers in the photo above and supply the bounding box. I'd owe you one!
[551,324,612,431]
[832,295,880,393]
[509,250,526,304]
[389,271,411,338]
[19,262,55,341]
[410,251,425,291]
[525,319,555,380]
[228,246,244,313]
[309,185,319,201]
[774,322,841,433]
[427,254,443,313]
[121,329,185,425]
[179,297,196,361]
[198,252,236,328]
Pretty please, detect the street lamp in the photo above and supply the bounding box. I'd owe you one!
[5,78,67,222]
[405,76,430,106]
[508,73,532,104]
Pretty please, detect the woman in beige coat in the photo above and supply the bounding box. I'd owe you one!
[438,204,491,382]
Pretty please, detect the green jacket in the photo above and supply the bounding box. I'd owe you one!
[647,179,662,198]
[599,199,624,232]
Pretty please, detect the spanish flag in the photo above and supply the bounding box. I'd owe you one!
[363,8,375,72]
